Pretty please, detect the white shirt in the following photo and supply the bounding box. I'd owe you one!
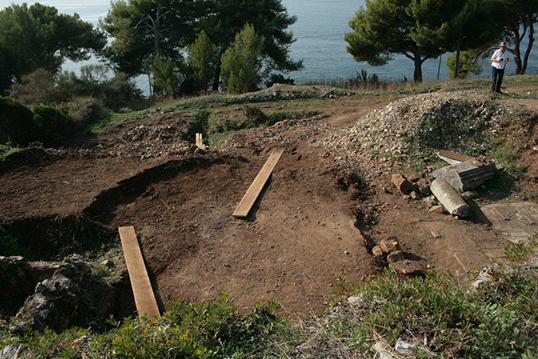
[491,49,509,70]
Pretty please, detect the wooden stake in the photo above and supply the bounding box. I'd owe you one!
[233,149,284,218]
[195,133,207,150]
[118,226,160,319]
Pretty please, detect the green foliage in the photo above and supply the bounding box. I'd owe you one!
[505,234,538,262]
[0,3,105,94]
[65,97,107,127]
[307,269,538,358]
[32,105,75,146]
[2,296,286,358]
[101,0,200,76]
[221,24,264,94]
[182,110,211,142]
[345,0,500,82]
[490,144,527,178]
[189,31,217,92]
[8,68,56,105]
[447,50,482,79]
[0,227,27,257]
[0,144,22,162]
[0,96,36,145]
[9,67,145,113]
[152,56,185,97]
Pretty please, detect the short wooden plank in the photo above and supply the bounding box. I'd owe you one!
[438,150,479,165]
[118,226,160,319]
[233,149,284,218]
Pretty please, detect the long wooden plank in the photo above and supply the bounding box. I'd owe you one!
[233,149,284,218]
[118,226,160,319]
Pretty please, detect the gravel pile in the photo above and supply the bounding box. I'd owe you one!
[90,123,196,160]
[233,84,354,103]
[324,93,505,173]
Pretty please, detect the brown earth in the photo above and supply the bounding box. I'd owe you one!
[1,86,536,316]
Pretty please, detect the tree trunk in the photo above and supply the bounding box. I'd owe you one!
[413,56,423,82]
[522,18,535,74]
[212,49,224,91]
[454,30,462,79]
[511,24,524,75]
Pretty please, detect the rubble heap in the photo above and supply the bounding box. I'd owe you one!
[325,93,505,173]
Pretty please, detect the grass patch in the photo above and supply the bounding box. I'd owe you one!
[506,234,538,263]
[0,227,29,257]
[1,295,291,358]
[490,144,527,178]
[3,267,538,357]
[291,269,538,358]
[207,108,322,146]
[0,144,22,162]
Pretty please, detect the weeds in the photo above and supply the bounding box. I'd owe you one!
[506,234,538,262]
[0,144,22,162]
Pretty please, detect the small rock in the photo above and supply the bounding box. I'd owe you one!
[389,260,426,276]
[391,174,414,195]
[416,178,431,196]
[410,191,420,200]
[461,191,480,200]
[431,230,442,239]
[379,237,401,254]
[372,246,384,257]
[395,339,416,355]
[0,345,21,359]
[387,250,407,263]
[347,295,363,305]
[429,205,445,214]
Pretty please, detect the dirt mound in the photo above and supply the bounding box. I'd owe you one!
[324,93,505,173]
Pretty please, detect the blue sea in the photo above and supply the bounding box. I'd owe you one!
[1,0,536,86]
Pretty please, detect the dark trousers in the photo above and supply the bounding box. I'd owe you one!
[491,67,504,92]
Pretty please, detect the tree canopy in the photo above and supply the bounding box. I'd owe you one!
[499,0,538,74]
[100,0,201,76]
[345,0,501,81]
[221,24,265,94]
[202,0,302,90]
[0,3,105,94]
[101,0,301,91]
[189,31,217,92]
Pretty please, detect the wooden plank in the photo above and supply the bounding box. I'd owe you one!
[233,149,284,218]
[437,150,480,165]
[118,226,160,319]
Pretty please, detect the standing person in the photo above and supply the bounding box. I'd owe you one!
[491,42,510,93]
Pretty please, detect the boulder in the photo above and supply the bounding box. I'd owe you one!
[11,254,116,333]
[389,260,426,276]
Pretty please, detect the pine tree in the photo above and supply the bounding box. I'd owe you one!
[221,25,264,94]
[189,31,217,92]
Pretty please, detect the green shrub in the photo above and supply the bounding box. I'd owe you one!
[182,110,210,142]
[221,24,264,94]
[0,96,36,145]
[32,105,75,146]
[65,96,106,126]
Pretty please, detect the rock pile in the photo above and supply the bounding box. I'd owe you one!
[324,93,504,174]
[11,255,120,333]
[234,84,354,103]
[96,122,196,160]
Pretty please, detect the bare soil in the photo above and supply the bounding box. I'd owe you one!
[1,87,536,316]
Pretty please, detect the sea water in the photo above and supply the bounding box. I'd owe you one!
[0,0,535,87]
